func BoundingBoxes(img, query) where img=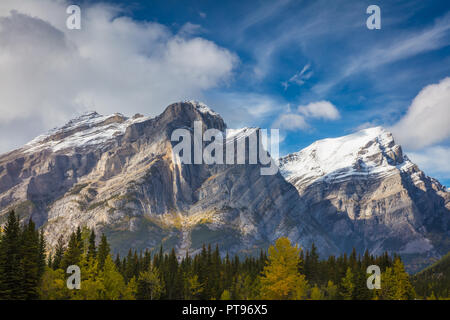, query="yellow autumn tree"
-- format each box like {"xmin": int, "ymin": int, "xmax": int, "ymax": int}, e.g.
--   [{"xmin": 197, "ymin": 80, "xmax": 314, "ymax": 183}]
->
[{"xmin": 259, "ymin": 237, "xmax": 308, "ymax": 299}]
